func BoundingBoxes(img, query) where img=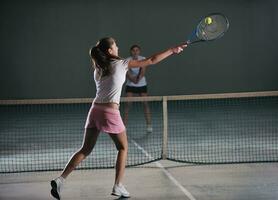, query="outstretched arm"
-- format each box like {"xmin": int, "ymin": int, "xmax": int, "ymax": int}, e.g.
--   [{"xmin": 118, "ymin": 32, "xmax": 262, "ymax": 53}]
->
[{"xmin": 128, "ymin": 43, "xmax": 187, "ymax": 68}]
